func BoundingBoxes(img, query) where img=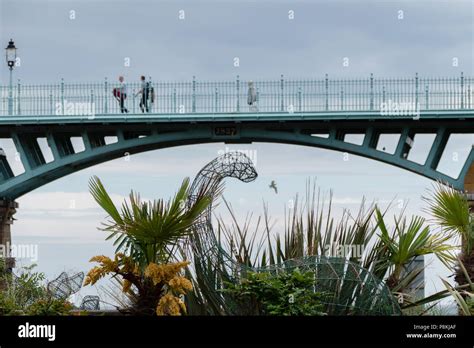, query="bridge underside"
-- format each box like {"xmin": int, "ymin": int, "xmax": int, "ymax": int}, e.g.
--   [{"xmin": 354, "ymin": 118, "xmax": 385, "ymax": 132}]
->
[{"xmin": 0, "ymin": 117, "xmax": 473, "ymax": 199}]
